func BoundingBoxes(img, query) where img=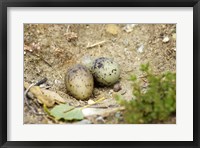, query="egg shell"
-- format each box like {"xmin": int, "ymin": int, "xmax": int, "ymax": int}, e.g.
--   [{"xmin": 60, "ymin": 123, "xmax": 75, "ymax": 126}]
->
[
  {"xmin": 65, "ymin": 64, "xmax": 94, "ymax": 100},
  {"xmin": 80, "ymin": 55, "xmax": 94, "ymax": 72},
  {"xmin": 92, "ymin": 57, "xmax": 120, "ymax": 86}
]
